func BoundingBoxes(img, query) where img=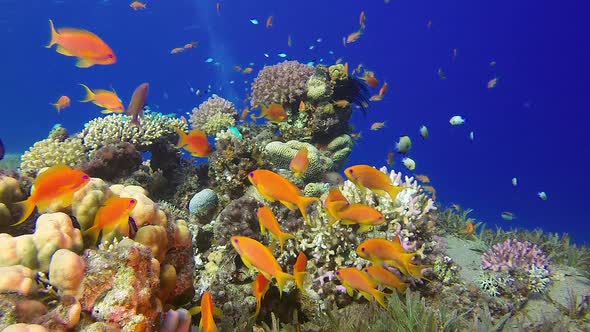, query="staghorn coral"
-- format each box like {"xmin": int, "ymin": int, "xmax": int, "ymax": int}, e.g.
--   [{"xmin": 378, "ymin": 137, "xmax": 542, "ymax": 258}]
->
[
  {"xmin": 250, "ymin": 60, "xmax": 314, "ymax": 108},
  {"xmin": 81, "ymin": 113, "xmax": 186, "ymax": 153},
  {"xmin": 20, "ymin": 136, "xmax": 87, "ymax": 176},
  {"xmin": 189, "ymin": 96, "xmax": 238, "ymax": 136}
]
